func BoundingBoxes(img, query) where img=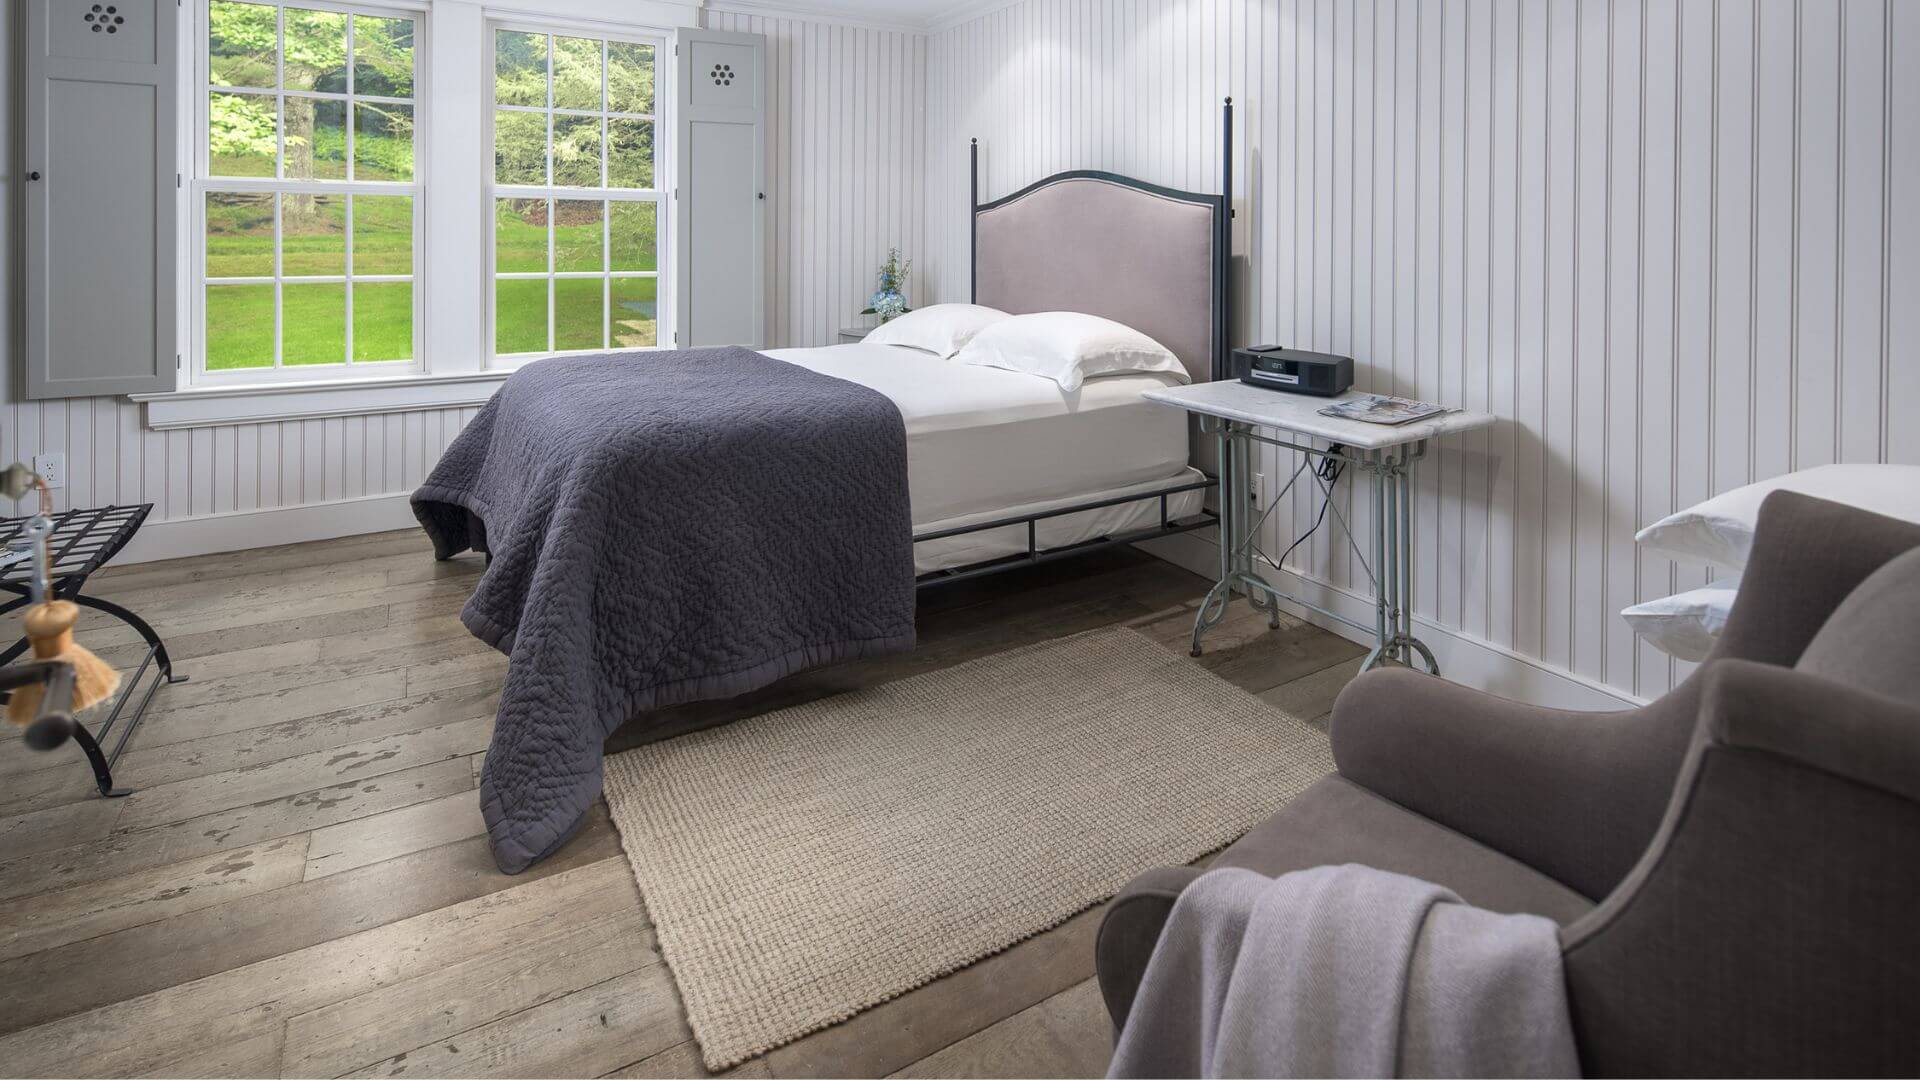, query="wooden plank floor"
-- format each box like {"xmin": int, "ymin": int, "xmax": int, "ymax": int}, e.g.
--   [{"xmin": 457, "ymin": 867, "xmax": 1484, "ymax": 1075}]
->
[{"xmin": 0, "ymin": 530, "xmax": 1364, "ymax": 1079}]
